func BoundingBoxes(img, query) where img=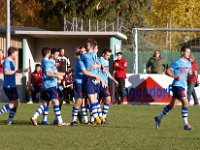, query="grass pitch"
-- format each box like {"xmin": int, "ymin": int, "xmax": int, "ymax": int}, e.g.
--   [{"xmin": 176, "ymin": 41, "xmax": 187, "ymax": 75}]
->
[{"xmin": 0, "ymin": 104, "xmax": 200, "ymax": 150}]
